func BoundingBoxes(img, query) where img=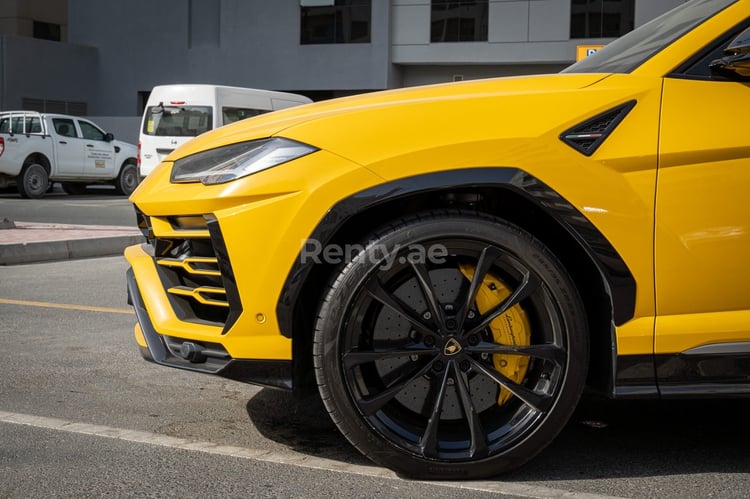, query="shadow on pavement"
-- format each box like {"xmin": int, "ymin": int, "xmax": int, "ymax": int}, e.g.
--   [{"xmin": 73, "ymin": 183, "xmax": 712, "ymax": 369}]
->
[
  {"xmin": 508, "ymin": 396, "xmax": 750, "ymax": 481},
  {"xmin": 247, "ymin": 388, "xmax": 750, "ymax": 481},
  {"xmin": 245, "ymin": 388, "xmax": 371, "ymax": 466}
]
